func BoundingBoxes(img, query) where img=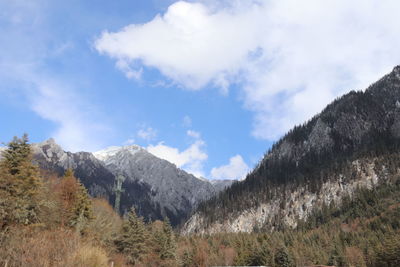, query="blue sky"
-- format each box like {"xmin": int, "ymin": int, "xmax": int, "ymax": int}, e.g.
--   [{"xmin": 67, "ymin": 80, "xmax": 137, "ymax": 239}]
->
[{"xmin": 1, "ymin": 0, "xmax": 400, "ymax": 179}]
